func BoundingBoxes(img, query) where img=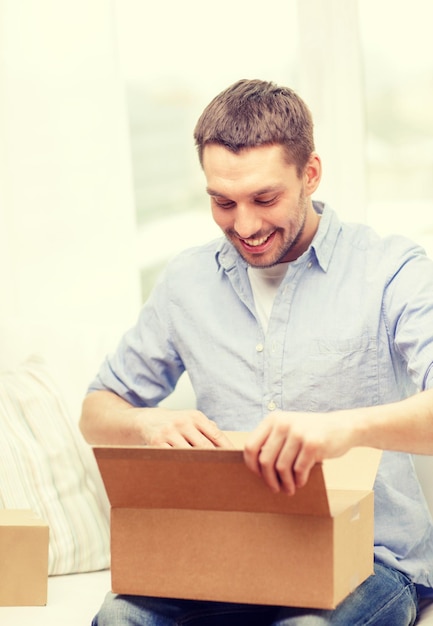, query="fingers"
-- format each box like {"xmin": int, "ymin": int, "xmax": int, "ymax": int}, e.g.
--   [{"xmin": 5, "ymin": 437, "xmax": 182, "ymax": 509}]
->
[
  {"xmin": 244, "ymin": 423, "xmax": 287, "ymax": 493},
  {"xmin": 206, "ymin": 428, "xmax": 236, "ymax": 449},
  {"xmin": 255, "ymin": 439, "xmax": 303, "ymax": 495},
  {"xmin": 243, "ymin": 423, "xmax": 271, "ymax": 477},
  {"xmin": 244, "ymin": 414, "xmax": 318, "ymax": 495},
  {"xmin": 292, "ymin": 445, "xmax": 317, "ymax": 489},
  {"xmin": 179, "ymin": 412, "xmax": 234, "ymax": 449},
  {"xmin": 145, "ymin": 409, "xmax": 232, "ymax": 449}
]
